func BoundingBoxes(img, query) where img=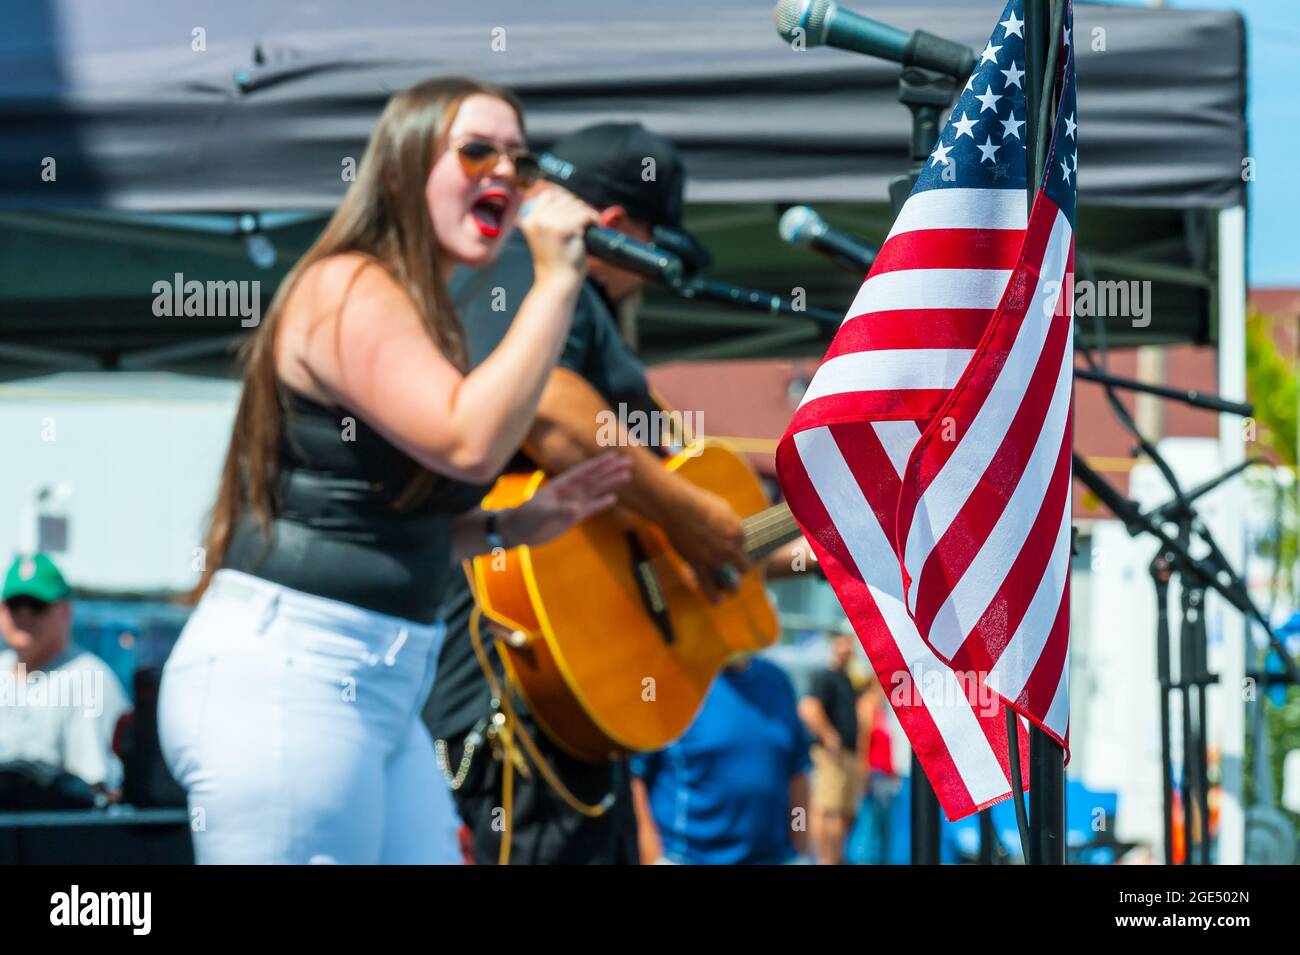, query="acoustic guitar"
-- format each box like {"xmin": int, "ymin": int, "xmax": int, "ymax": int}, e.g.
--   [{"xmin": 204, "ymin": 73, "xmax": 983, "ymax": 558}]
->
[{"xmin": 468, "ymin": 439, "xmax": 803, "ymax": 762}]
